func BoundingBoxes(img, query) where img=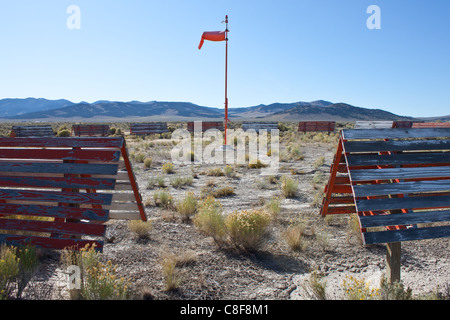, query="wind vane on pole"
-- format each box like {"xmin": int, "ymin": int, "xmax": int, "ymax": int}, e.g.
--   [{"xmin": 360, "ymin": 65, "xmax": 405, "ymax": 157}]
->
[{"xmin": 198, "ymin": 15, "xmax": 230, "ymax": 145}]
